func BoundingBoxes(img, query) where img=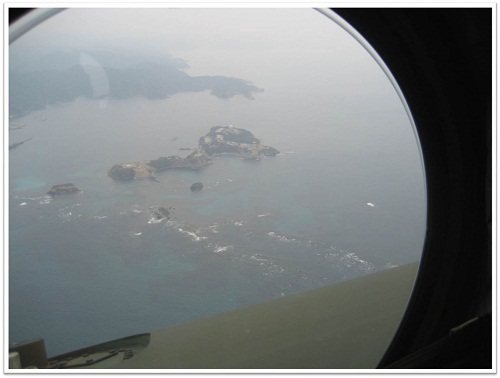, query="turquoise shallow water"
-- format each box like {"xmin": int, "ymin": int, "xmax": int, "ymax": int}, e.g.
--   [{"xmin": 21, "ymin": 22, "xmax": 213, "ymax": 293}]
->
[
  {"xmin": 12, "ymin": 175, "xmax": 47, "ymax": 191},
  {"xmin": 9, "ymin": 95, "xmax": 426, "ymax": 356}
]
